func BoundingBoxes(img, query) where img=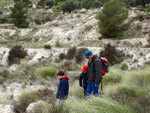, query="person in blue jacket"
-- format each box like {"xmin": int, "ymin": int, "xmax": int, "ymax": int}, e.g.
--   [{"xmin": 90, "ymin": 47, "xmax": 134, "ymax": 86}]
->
[
  {"xmin": 79, "ymin": 65, "xmax": 88, "ymax": 96},
  {"xmin": 56, "ymin": 70, "xmax": 69, "ymax": 104}
]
